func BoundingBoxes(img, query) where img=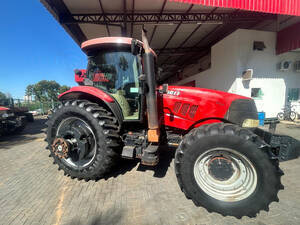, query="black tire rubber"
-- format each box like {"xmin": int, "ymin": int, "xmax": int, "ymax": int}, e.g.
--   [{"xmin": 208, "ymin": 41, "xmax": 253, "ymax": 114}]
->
[
  {"xmin": 175, "ymin": 123, "xmax": 284, "ymax": 218},
  {"xmin": 25, "ymin": 113, "xmax": 34, "ymax": 122},
  {"xmin": 46, "ymin": 100, "xmax": 122, "ymax": 181},
  {"xmin": 15, "ymin": 116, "xmax": 27, "ymax": 134}
]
